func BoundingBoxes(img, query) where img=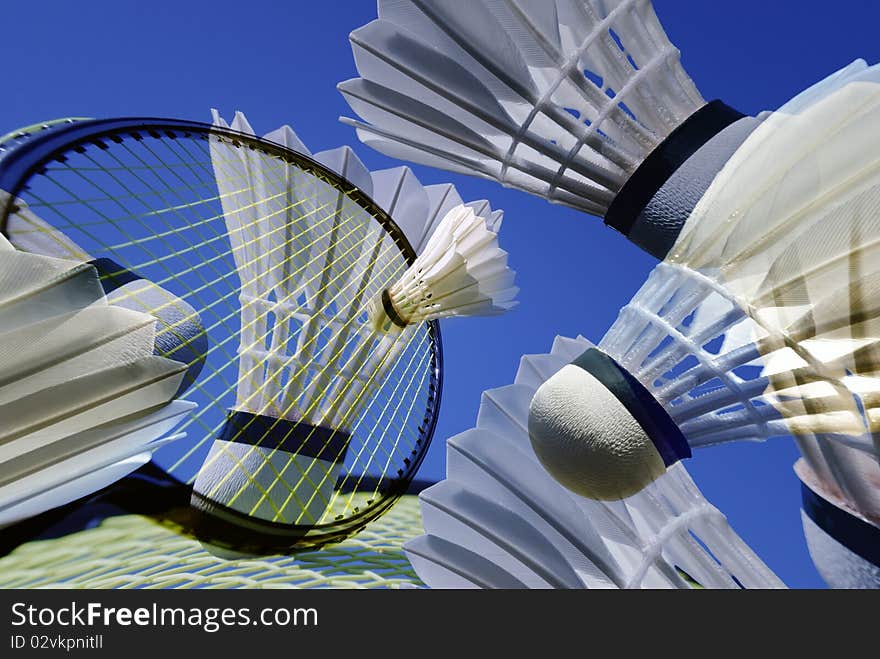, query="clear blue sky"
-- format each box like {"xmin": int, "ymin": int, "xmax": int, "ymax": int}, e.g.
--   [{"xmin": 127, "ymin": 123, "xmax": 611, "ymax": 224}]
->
[{"xmin": 4, "ymin": 0, "xmax": 879, "ymax": 588}]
